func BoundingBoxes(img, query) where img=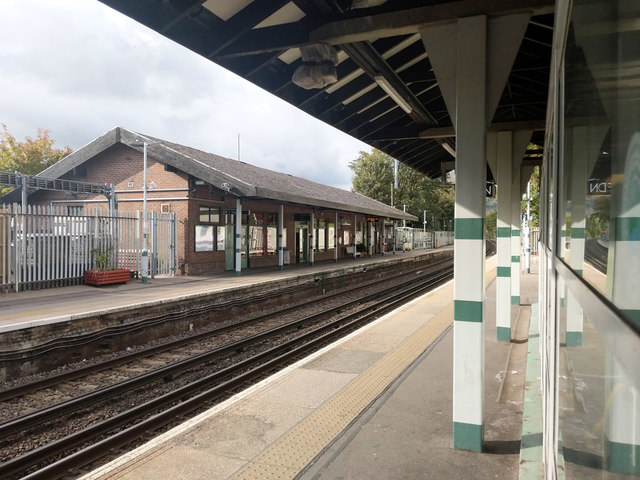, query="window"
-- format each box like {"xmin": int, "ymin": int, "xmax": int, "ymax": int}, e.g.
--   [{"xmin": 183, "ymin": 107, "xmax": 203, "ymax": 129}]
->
[
  {"xmin": 248, "ymin": 212, "xmax": 281, "ymax": 256},
  {"xmin": 216, "ymin": 226, "xmax": 225, "ymax": 251},
  {"xmin": 199, "ymin": 206, "xmax": 220, "ymax": 223},
  {"xmin": 194, "ymin": 225, "xmax": 214, "ymax": 252},
  {"xmin": 328, "ymin": 223, "xmax": 335, "ymax": 250},
  {"xmin": 316, "ymin": 218, "xmax": 326, "ymax": 252},
  {"xmin": 67, "ymin": 206, "xmax": 83, "ymax": 216}
]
